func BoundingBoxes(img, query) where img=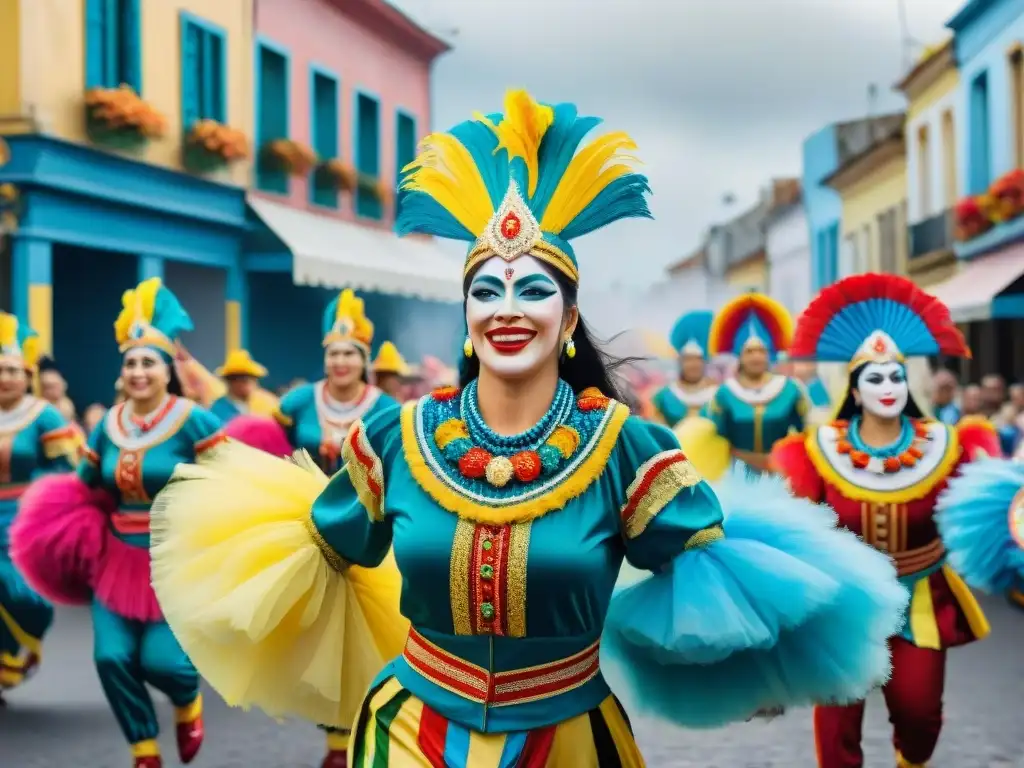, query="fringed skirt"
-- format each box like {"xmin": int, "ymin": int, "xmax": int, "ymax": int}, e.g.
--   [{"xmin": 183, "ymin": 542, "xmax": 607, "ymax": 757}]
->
[{"xmin": 350, "ymin": 677, "xmax": 645, "ymax": 767}]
